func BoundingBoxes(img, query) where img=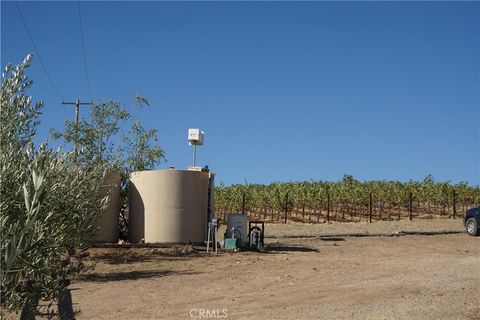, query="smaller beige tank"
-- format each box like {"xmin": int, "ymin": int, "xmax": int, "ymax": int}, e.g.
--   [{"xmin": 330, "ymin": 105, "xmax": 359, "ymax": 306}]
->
[
  {"xmin": 226, "ymin": 213, "xmax": 248, "ymax": 245},
  {"xmin": 93, "ymin": 172, "xmax": 121, "ymax": 243}
]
